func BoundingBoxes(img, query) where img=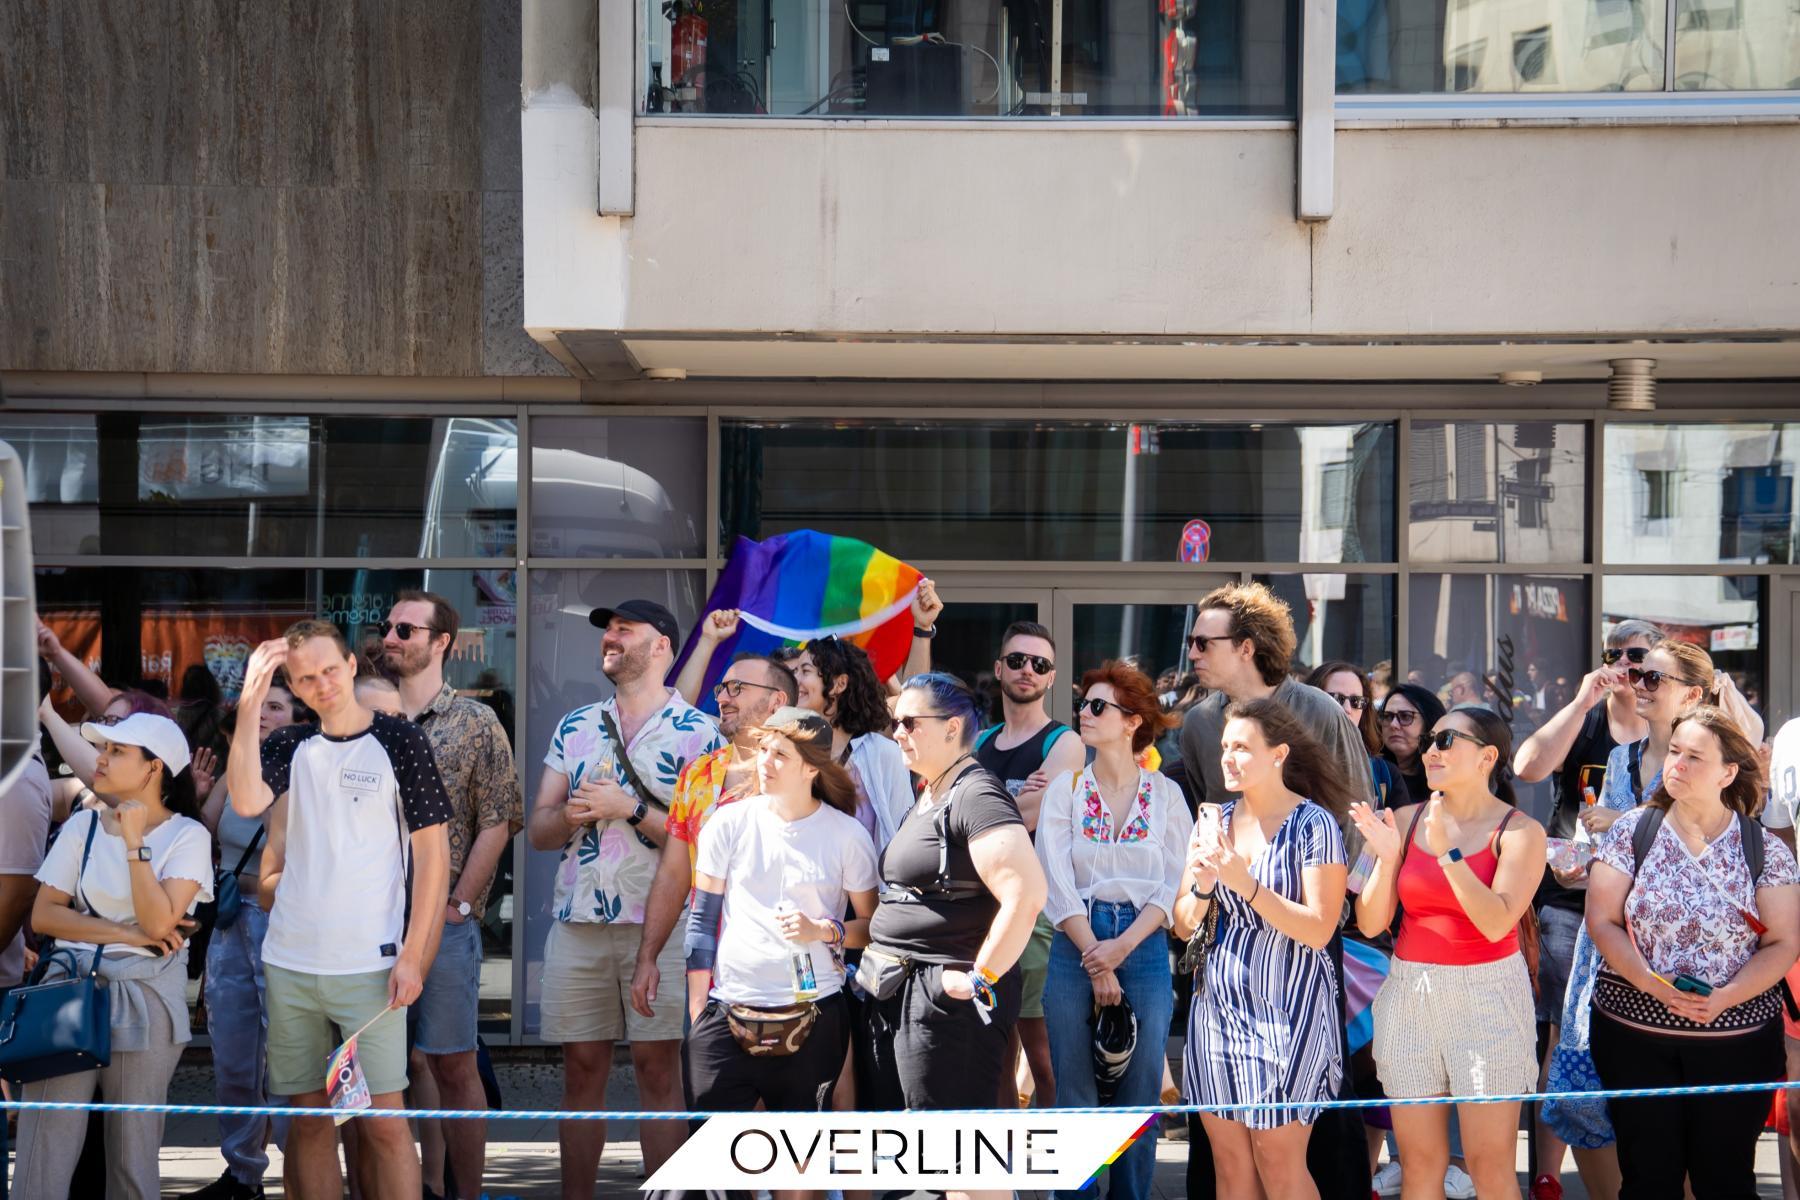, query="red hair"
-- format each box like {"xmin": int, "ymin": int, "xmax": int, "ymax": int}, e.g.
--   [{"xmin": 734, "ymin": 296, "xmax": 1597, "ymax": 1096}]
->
[{"xmin": 1079, "ymin": 661, "xmax": 1178, "ymax": 754}]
